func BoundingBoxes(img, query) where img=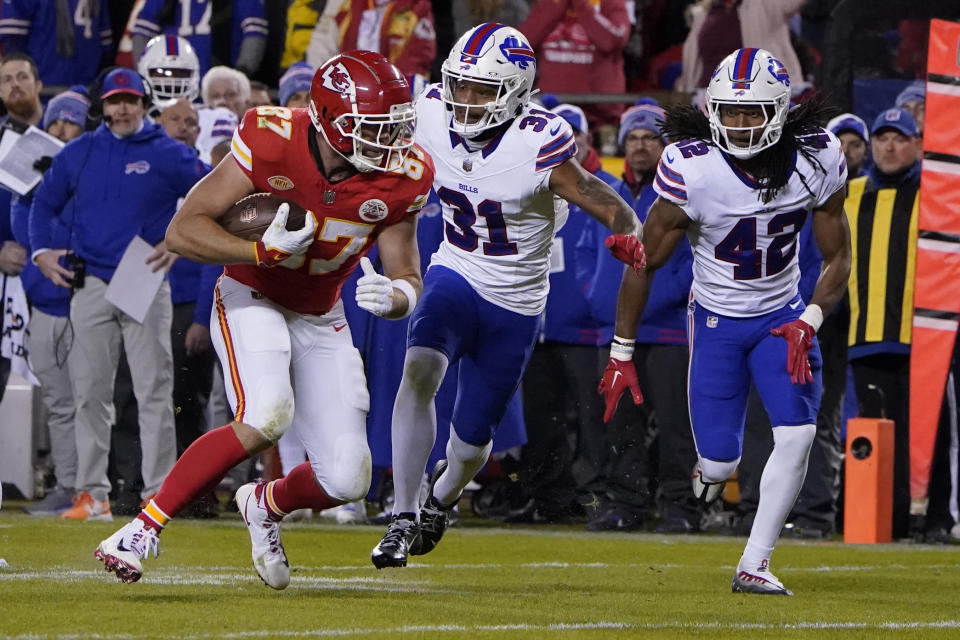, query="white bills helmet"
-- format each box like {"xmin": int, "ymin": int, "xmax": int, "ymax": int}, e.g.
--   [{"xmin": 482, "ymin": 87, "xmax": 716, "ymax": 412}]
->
[
  {"xmin": 706, "ymin": 47, "xmax": 791, "ymax": 158},
  {"xmin": 440, "ymin": 23, "xmax": 536, "ymax": 136},
  {"xmin": 138, "ymin": 35, "xmax": 201, "ymax": 111}
]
